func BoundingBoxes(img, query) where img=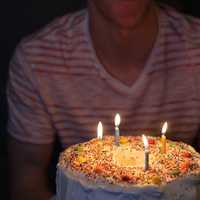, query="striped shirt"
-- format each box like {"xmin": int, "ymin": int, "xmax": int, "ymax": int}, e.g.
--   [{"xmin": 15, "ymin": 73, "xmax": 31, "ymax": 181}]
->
[{"xmin": 7, "ymin": 5, "xmax": 200, "ymax": 150}]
